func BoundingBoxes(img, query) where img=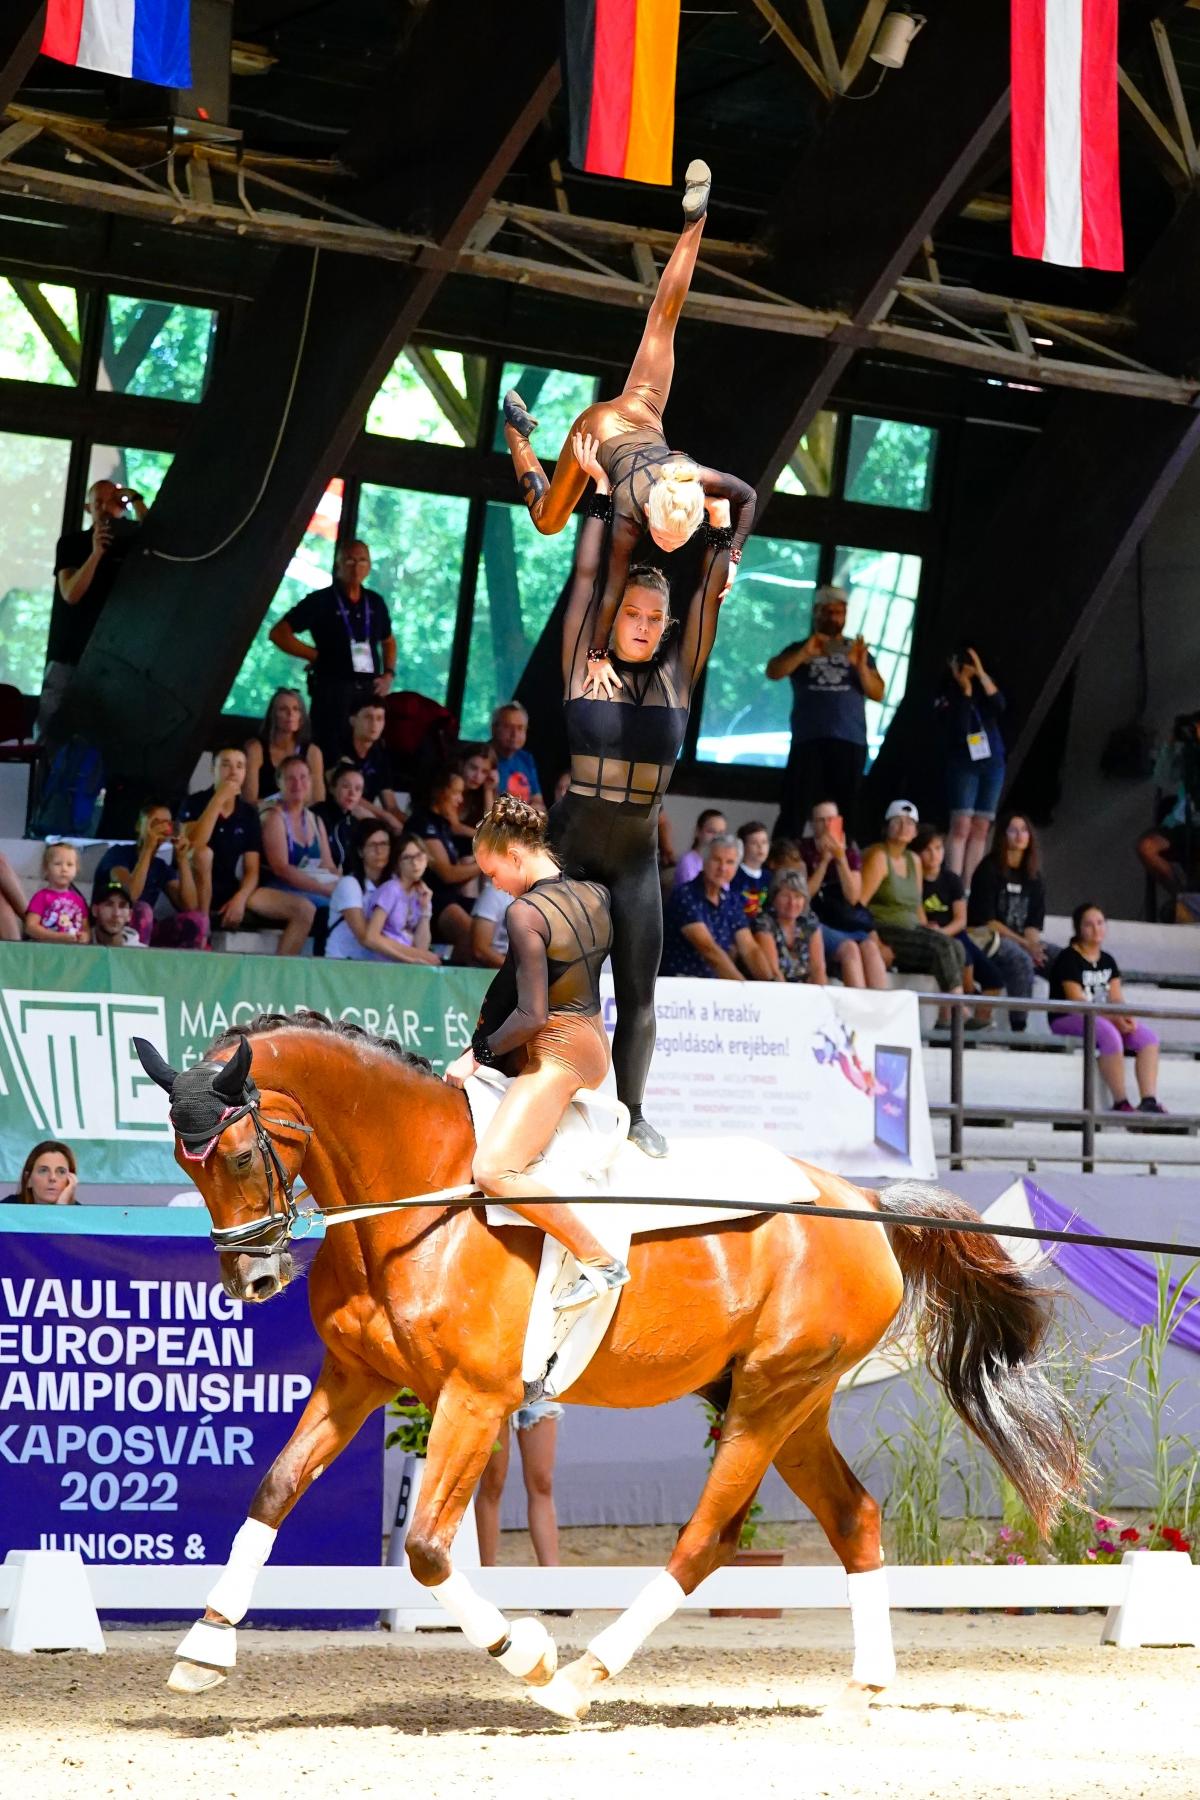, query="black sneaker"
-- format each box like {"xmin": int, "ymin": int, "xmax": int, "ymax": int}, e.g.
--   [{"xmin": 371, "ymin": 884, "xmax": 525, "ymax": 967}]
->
[{"xmin": 1138, "ymin": 1097, "xmax": 1169, "ymax": 1114}]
